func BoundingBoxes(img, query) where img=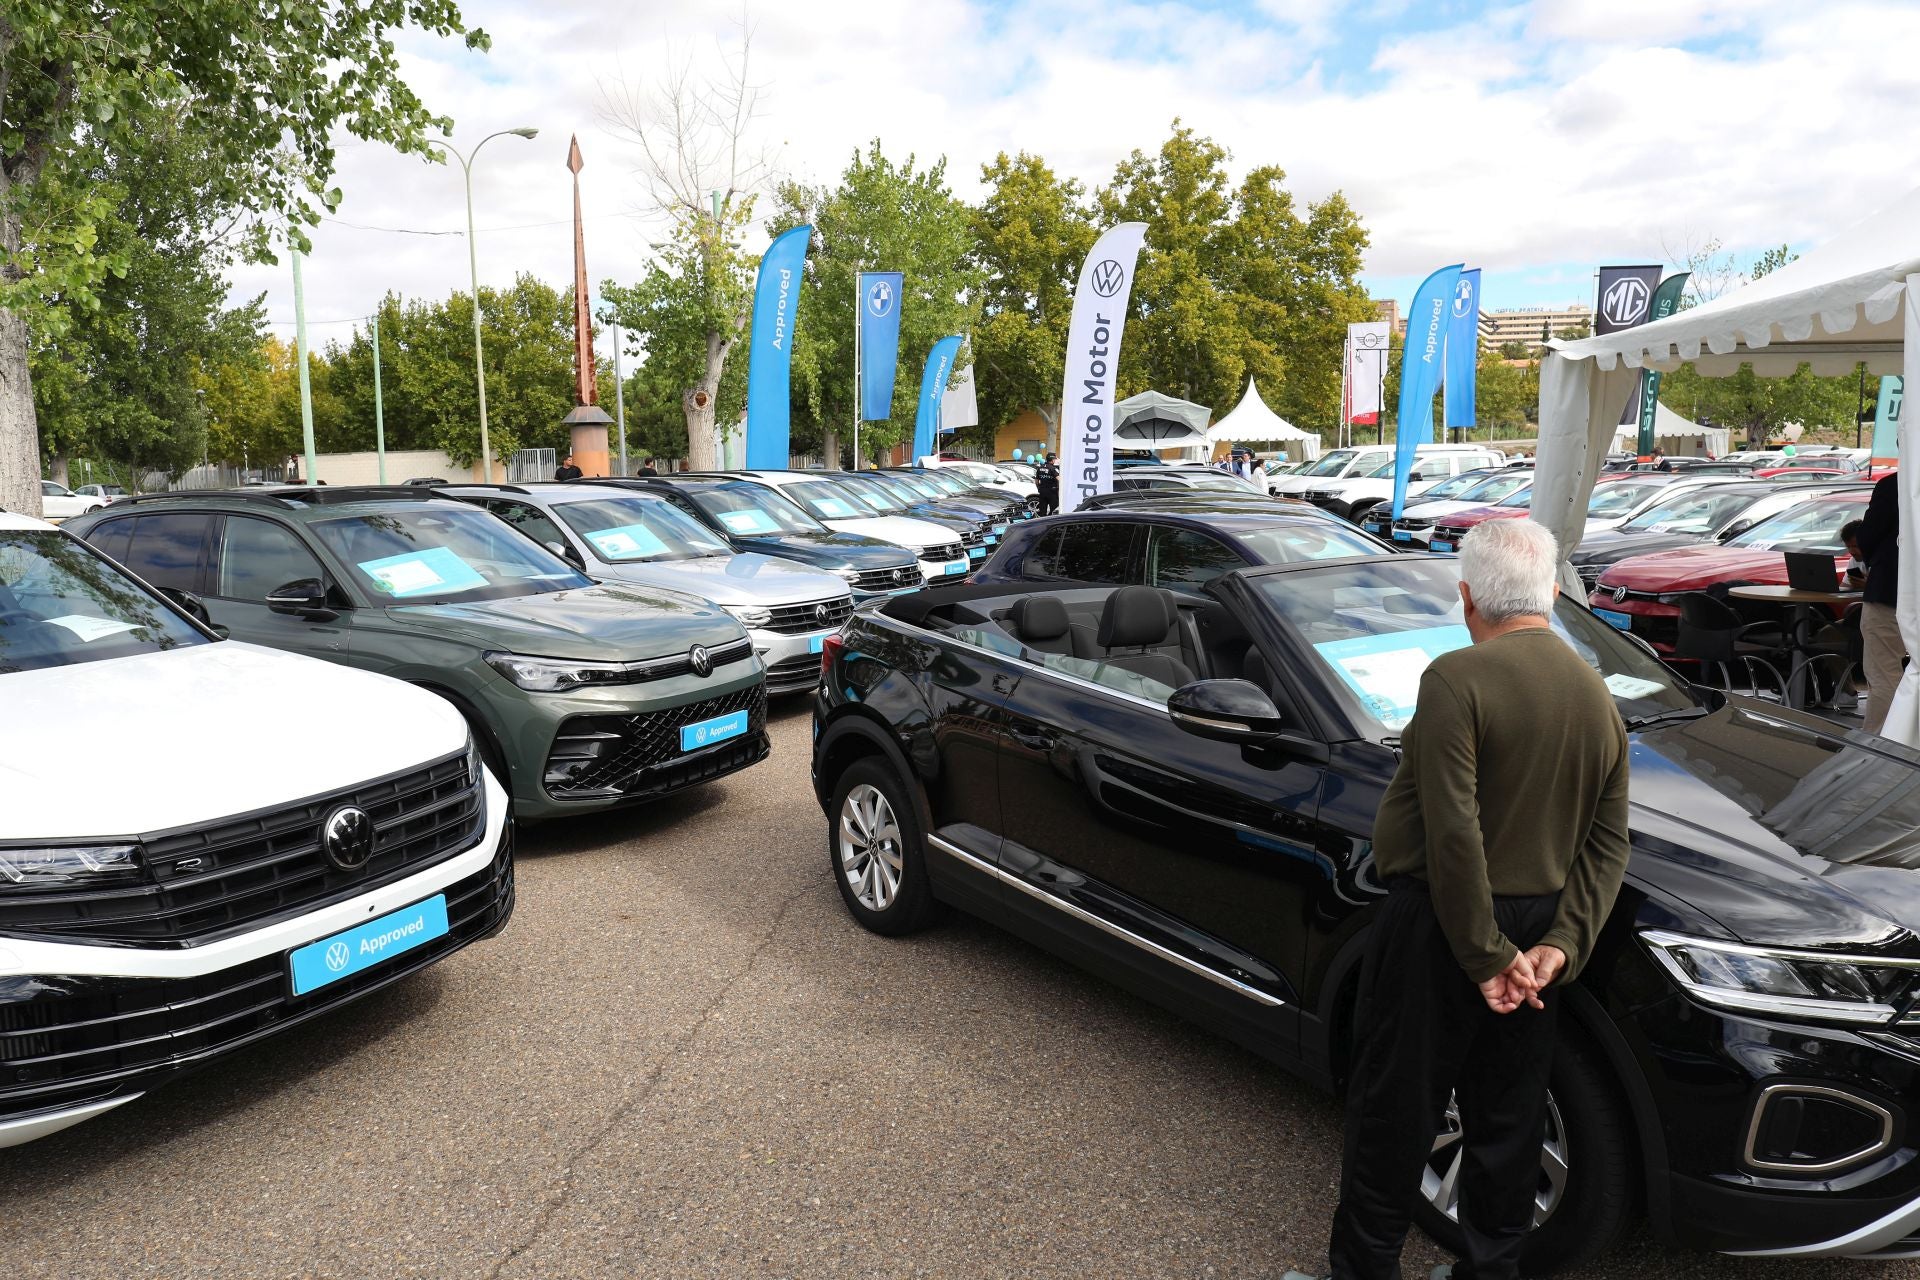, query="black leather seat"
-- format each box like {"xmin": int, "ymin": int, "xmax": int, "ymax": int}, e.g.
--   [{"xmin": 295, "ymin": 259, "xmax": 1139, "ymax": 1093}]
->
[
  {"xmin": 1095, "ymin": 586, "xmax": 1196, "ymax": 688},
  {"xmin": 1004, "ymin": 595, "xmax": 1076, "ymax": 655}
]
